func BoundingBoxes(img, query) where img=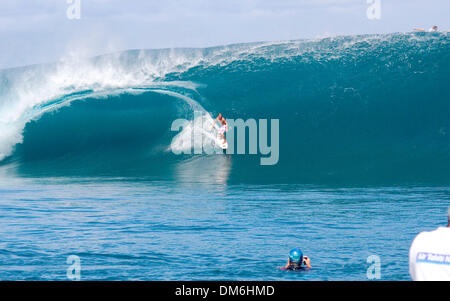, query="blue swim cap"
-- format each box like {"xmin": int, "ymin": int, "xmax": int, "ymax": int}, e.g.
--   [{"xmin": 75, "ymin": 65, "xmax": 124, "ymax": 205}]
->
[{"xmin": 289, "ymin": 248, "xmax": 303, "ymax": 264}]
